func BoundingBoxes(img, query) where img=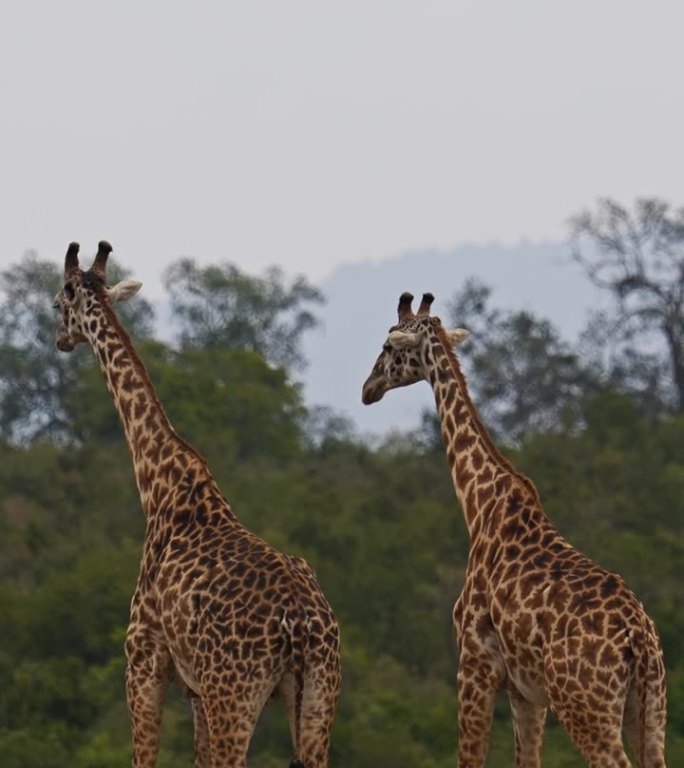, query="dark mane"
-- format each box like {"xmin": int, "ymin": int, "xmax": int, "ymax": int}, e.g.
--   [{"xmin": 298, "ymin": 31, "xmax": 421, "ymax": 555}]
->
[
  {"xmin": 433, "ymin": 322, "xmax": 541, "ymax": 502},
  {"xmin": 92, "ymin": 281, "xmax": 211, "ymax": 471}
]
